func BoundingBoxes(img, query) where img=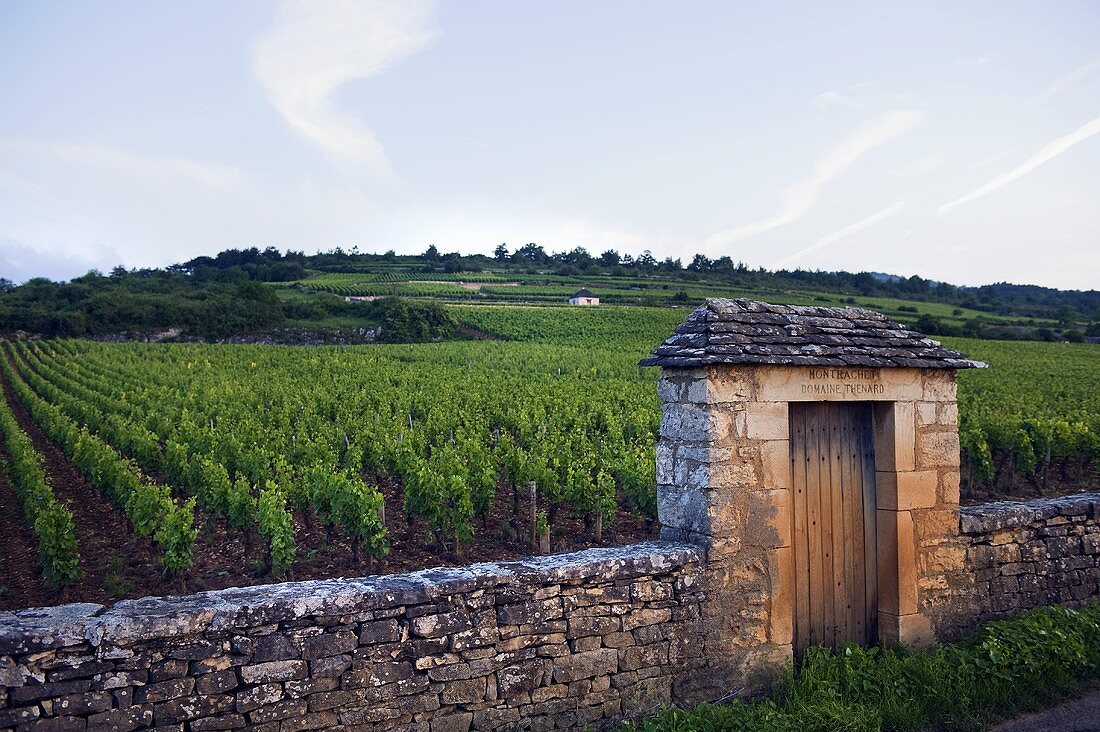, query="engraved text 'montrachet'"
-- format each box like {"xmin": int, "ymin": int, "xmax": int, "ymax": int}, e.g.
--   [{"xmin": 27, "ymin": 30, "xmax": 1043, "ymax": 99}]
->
[{"xmin": 801, "ymin": 368, "xmax": 885, "ymax": 396}]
